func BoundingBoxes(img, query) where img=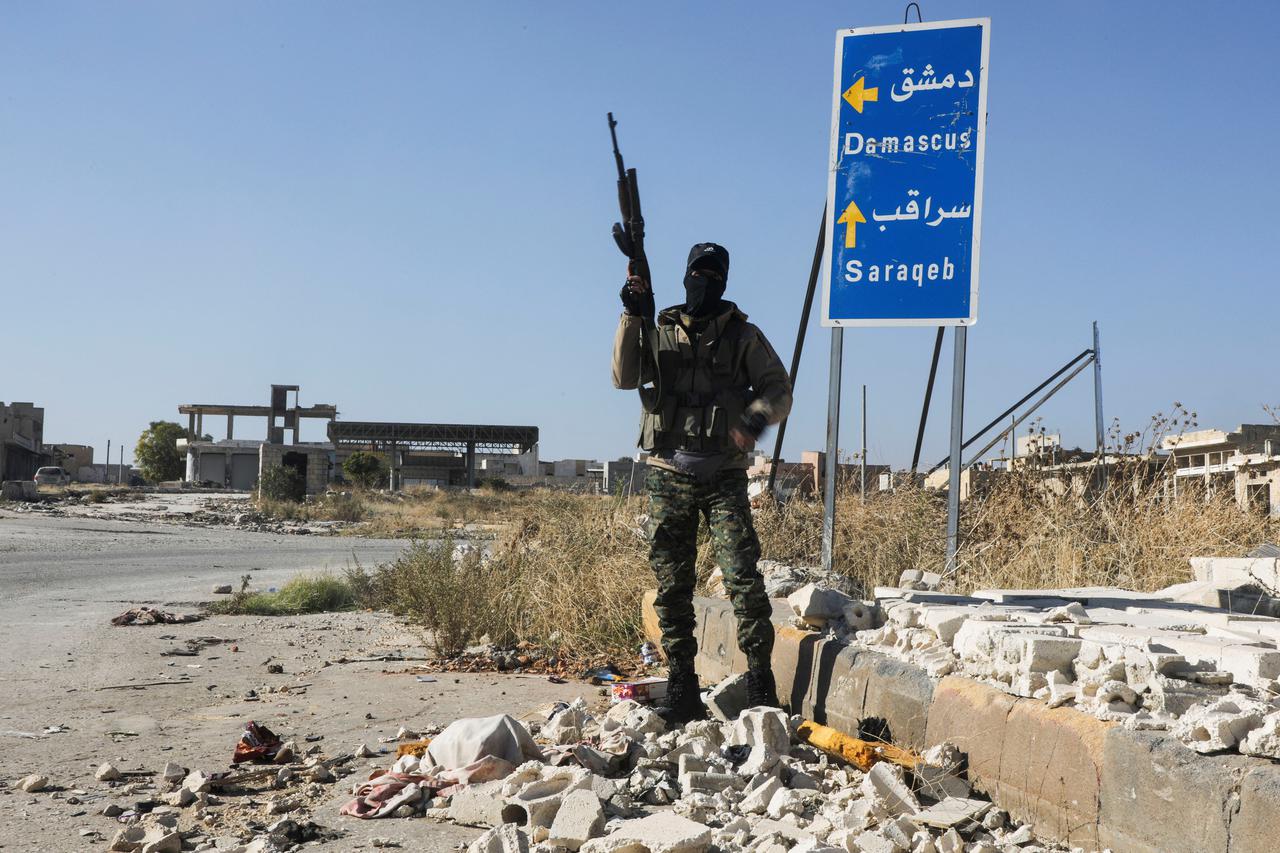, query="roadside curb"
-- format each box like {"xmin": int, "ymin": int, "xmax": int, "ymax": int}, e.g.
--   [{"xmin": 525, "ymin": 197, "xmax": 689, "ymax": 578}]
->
[{"xmin": 642, "ymin": 592, "xmax": 1280, "ymax": 853}]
